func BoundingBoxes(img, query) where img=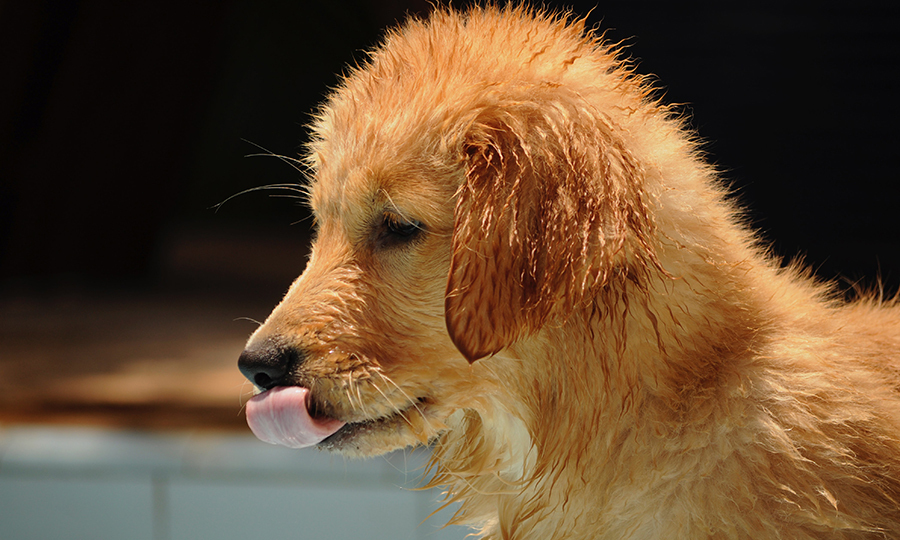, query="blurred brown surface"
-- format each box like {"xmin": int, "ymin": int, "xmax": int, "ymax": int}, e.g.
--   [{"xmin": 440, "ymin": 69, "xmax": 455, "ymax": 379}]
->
[
  {"xmin": 0, "ymin": 225, "xmax": 310, "ymax": 431},
  {"xmin": 0, "ymin": 291, "xmax": 249, "ymax": 430}
]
